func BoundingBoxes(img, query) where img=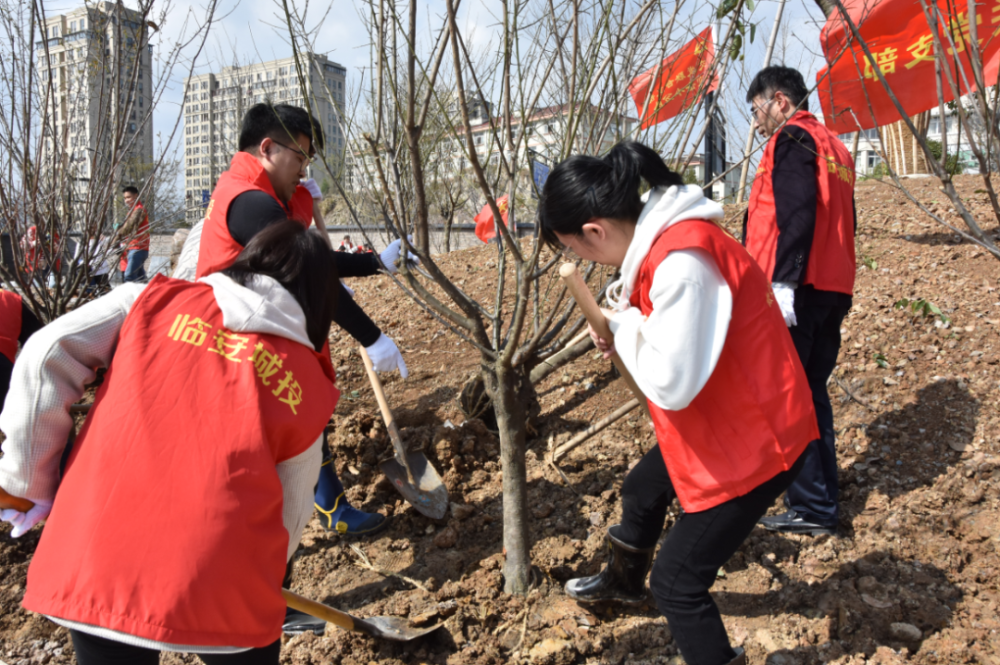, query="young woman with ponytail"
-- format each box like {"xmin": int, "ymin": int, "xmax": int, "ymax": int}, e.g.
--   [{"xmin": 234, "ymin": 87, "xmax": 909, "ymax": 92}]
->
[{"xmin": 540, "ymin": 141, "xmax": 818, "ymax": 665}]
